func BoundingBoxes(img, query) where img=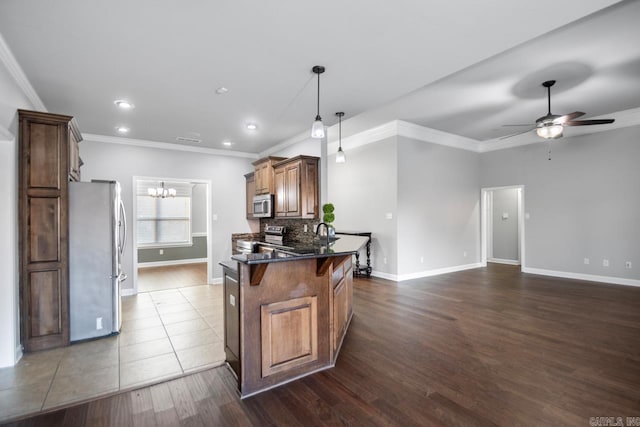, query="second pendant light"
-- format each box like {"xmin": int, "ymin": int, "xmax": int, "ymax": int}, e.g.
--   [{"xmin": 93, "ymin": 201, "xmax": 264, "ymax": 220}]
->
[{"xmin": 335, "ymin": 112, "xmax": 346, "ymax": 163}]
